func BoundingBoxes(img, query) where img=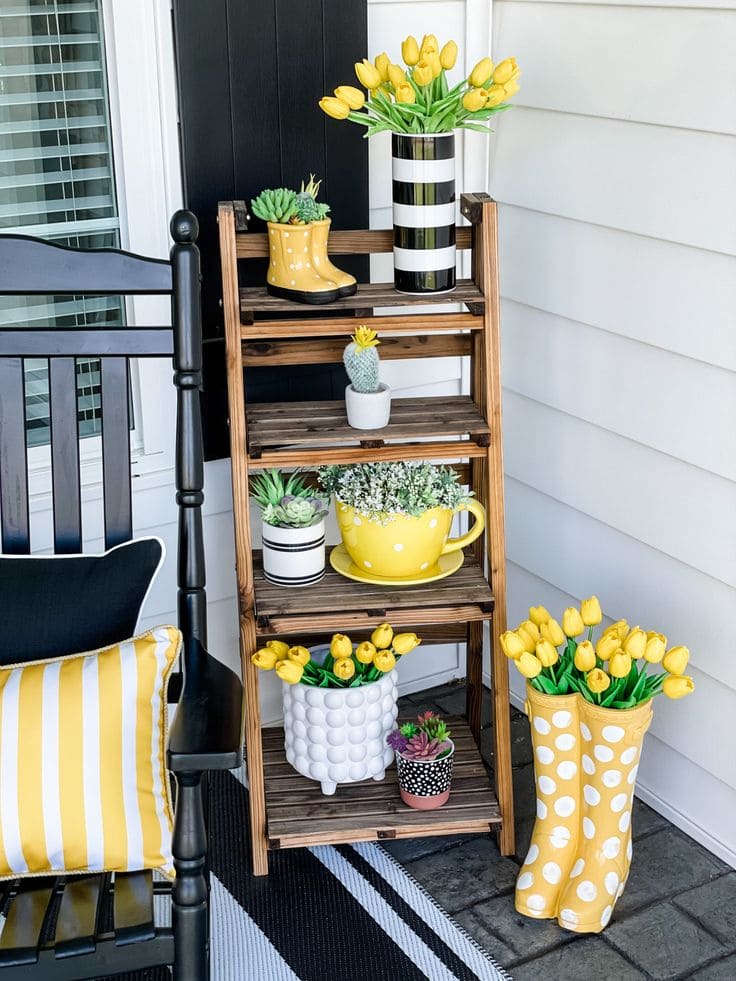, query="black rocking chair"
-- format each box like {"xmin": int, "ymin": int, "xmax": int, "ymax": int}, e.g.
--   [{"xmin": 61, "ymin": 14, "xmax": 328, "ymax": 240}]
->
[{"xmin": 0, "ymin": 213, "xmax": 243, "ymax": 980}]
